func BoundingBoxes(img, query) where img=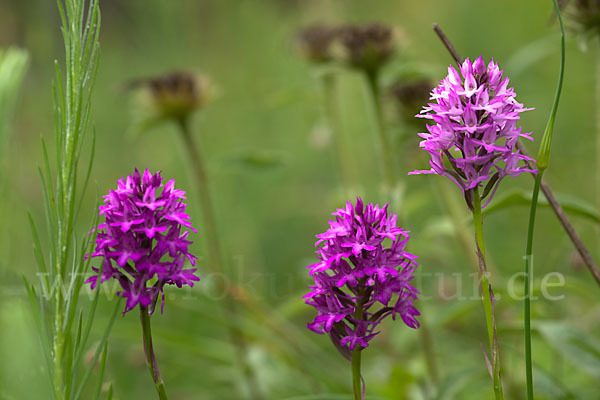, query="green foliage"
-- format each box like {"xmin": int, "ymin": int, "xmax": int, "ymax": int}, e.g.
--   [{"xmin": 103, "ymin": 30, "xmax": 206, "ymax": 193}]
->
[
  {"xmin": 0, "ymin": 47, "xmax": 28, "ymax": 156},
  {"xmin": 25, "ymin": 0, "xmax": 118, "ymax": 398},
  {"xmin": 1, "ymin": 0, "xmax": 600, "ymax": 399},
  {"xmin": 537, "ymin": 321, "xmax": 600, "ymax": 377}
]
